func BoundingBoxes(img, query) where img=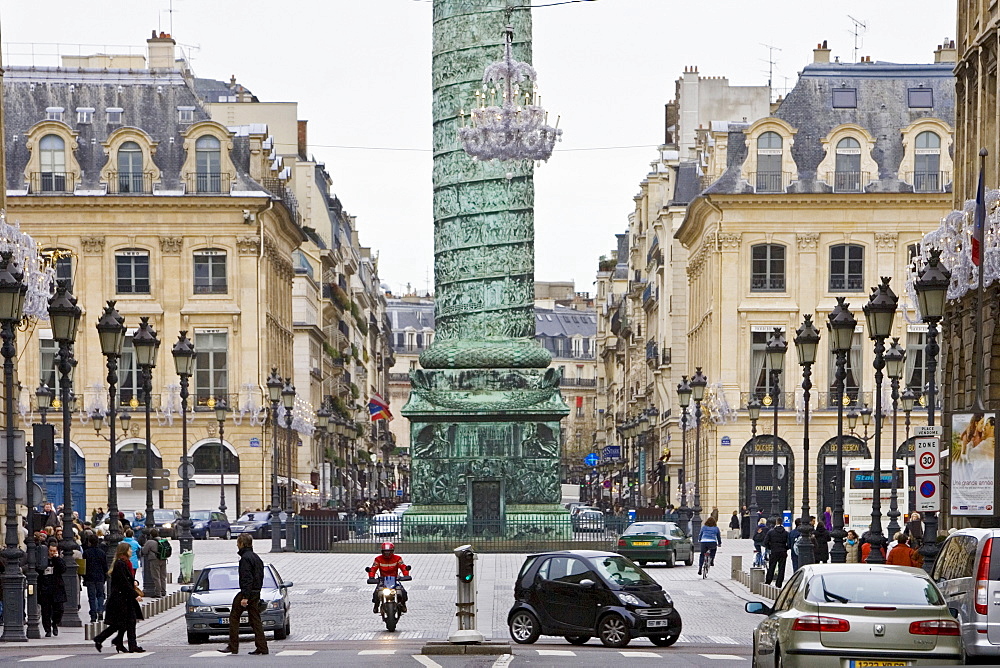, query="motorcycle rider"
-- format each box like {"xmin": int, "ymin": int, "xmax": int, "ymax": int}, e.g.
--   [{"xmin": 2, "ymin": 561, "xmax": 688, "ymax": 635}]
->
[{"xmin": 367, "ymin": 542, "xmax": 410, "ymax": 614}]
